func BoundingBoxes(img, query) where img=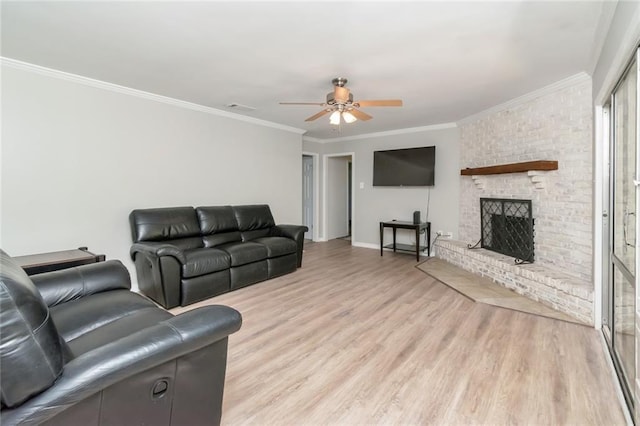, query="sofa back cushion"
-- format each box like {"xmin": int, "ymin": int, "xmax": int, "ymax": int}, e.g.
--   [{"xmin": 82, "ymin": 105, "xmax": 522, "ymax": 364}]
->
[
  {"xmin": 0, "ymin": 250, "xmax": 67, "ymax": 408},
  {"xmin": 233, "ymin": 205, "xmax": 275, "ymax": 241},
  {"xmin": 129, "ymin": 207, "xmax": 203, "ymax": 249},
  {"xmin": 196, "ymin": 206, "xmax": 242, "ymax": 248}
]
